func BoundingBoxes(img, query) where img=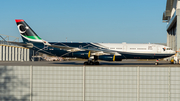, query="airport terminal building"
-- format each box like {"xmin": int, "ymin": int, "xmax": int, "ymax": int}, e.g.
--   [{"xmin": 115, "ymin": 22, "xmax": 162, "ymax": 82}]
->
[{"xmin": 163, "ymin": 0, "xmax": 180, "ymax": 59}]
